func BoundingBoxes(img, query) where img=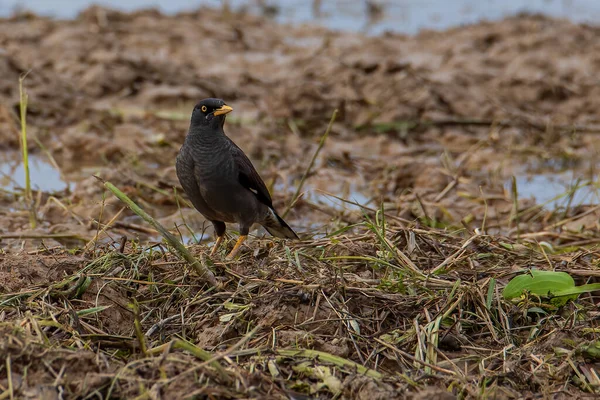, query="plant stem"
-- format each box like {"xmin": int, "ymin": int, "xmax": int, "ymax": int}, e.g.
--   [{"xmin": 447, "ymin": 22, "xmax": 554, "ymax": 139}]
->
[
  {"xmin": 282, "ymin": 109, "xmax": 338, "ymax": 218},
  {"xmin": 100, "ymin": 178, "xmax": 217, "ymax": 287},
  {"xmin": 19, "ymin": 74, "xmax": 35, "ymax": 228}
]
